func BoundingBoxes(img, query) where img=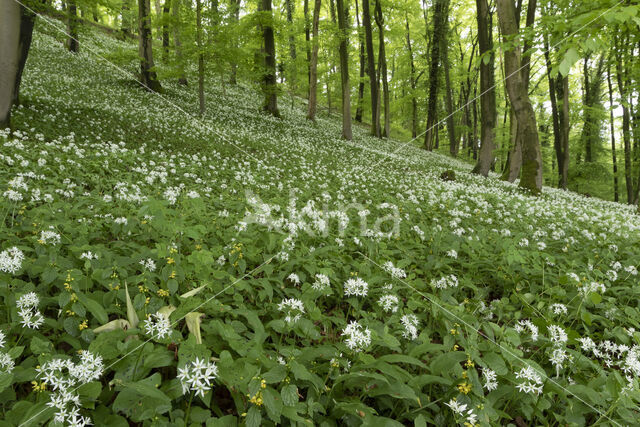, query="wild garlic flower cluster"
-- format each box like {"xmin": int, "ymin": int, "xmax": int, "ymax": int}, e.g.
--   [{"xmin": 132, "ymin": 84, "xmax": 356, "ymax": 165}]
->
[
  {"xmin": 0, "ymin": 246, "xmax": 24, "ymax": 274},
  {"xmin": 547, "ymin": 325, "xmax": 568, "ymax": 346},
  {"xmin": 177, "ymin": 358, "xmax": 218, "ymax": 398},
  {"xmin": 341, "ymin": 321, "xmax": 371, "ymax": 351},
  {"xmin": 311, "ymin": 273, "xmax": 330, "ymax": 292},
  {"xmin": 382, "ymin": 261, "xmax": 407, "ymax": 279},
  {"xmin": 143, "ymin": 312, "xmax": 172, "ymax": 339},
  {"xmin": 39, "ymin": 230, "xmax": 61, "ymax": 245},
  {"xmin": 430, "ymin": 274, "xmax": 459, "ymax": 289},
  {"xmin": 514, "ymin": 365, "xmax": 544, "ymax": 395},
  {"xmin": 17, "ymin": 292, "xmax": 45, "ymax": 329},
  {"xmin": 37, "ymin": 351, "xmax": 104, "ymax": 427},
  {"xmin": 514, "ymin": 319, "xmax": 539, "ymax": 341},
  {"xmin": 400, "ymin": 314, "xmax": 419, "ymax": 340},
  {"xmin": 343, "ymin": 277, "xmax": 368, "ymax": 297},
  {"xmin": 549, "ymin": 303, "xmax": 568, "ymax": 315},
  {"xmin": 378, "ymin": 294, "xmax": 399, "ymax": 313},
  {"xmin": 277, "ymin": 298, "xmax": 305, "ymax": 324},
  {"xmin": 0, "ymin": 331, "xmax": 14, "ymax": 373},
  {"xmin": 445, "ymin": 398, "xmax": 478, "ymax": 425},
  {"xmin": 482, "ymin": 368, "xmax": 498, "ymax": 391}
]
